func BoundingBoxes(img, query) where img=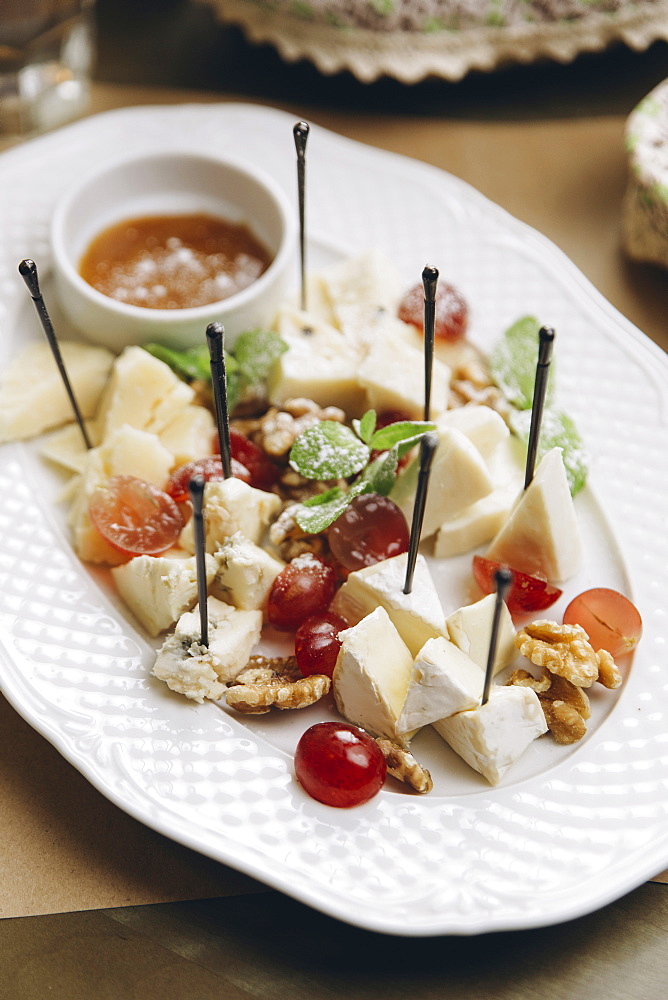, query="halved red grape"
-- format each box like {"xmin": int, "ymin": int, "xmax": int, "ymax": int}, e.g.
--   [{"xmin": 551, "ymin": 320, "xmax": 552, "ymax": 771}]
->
[
  {"xmin": 89, "ymin": 475, "xmax": 185, "ymax": 555},
  {"xmin": 294, "ymin": 722, "xmax": 386, "ymax": 807},
  {"xmin": 472, "ymin": 555, "xmax": 562, "ymax": 614},
  {"xmin": 267, "ymin": 553, "xmax": 338, "ymax": 631},
  {"xmin": 398, "ymin": 281, "xmax": 469, "ymax": 342},
  {"xmin": 295, "ymin": 612, "xmax": 348, "ymax": 678},
  {"xmin": 563, "ymin": 588, "xmax": 642, "ymax": 657},
  {"xmin": 328, "ymin": 493, "xmax": 410, "ymax": 572},
  {"xmin": 213, "ymin": 427, "xmax": 280, "ymax": 492},
  {"xmin": 166, "ymin": 455, "xmax": 250, "ymax": 503}
]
